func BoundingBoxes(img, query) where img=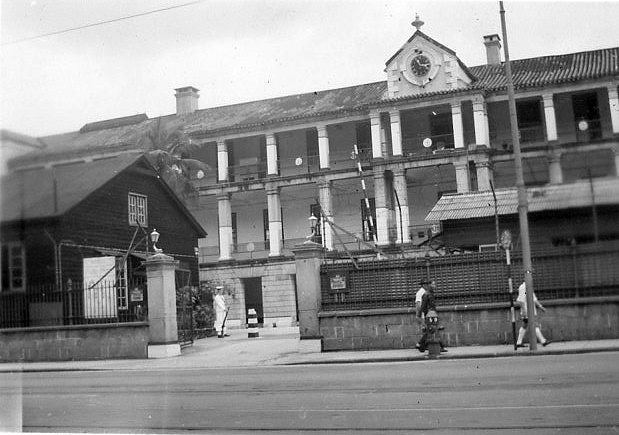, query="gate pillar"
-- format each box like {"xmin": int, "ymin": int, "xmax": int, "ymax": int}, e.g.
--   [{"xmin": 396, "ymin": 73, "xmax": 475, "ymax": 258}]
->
[
  {"xmin": 145, "ymin": 253, "xmax": 181, "ymax": 358},
  {"xmin": 292, "ymin": 242, "xmax": 324, "ymax": 339}
]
